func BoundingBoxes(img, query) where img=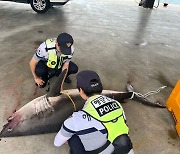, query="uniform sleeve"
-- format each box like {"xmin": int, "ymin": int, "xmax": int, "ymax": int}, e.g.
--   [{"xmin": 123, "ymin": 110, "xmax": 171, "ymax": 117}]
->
[
  {"xmin": 54, "ymin": 131, "xmax": 70, "ymax": 147},
  {"xmin": 63, "ymin": 56, "xmax": 72, "ymax": 63},
  {"xmin": 61, "ymin": 116, "xmax": 76, "ymax": 137},
  {"xmin": 71, "ymin": 45, "xmax": 74, "ymax": 55},
  {"xmin": 54, "ymin": 115, "xmax": 76, "ymax": 147},
  {"xmin": 33, "ymin": 42, "xmax": 47, "ymax": 62}
]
